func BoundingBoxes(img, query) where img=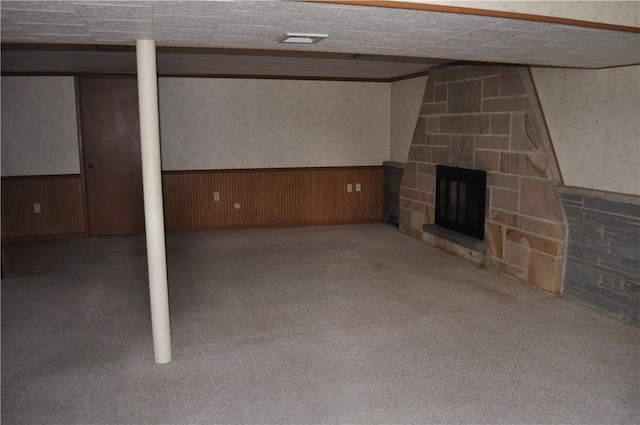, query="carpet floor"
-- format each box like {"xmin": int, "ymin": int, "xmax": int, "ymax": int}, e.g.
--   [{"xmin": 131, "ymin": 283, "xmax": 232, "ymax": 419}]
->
[{"xmin": 1, "ymin": 224, "xmax": 638, "ymax": 424}]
